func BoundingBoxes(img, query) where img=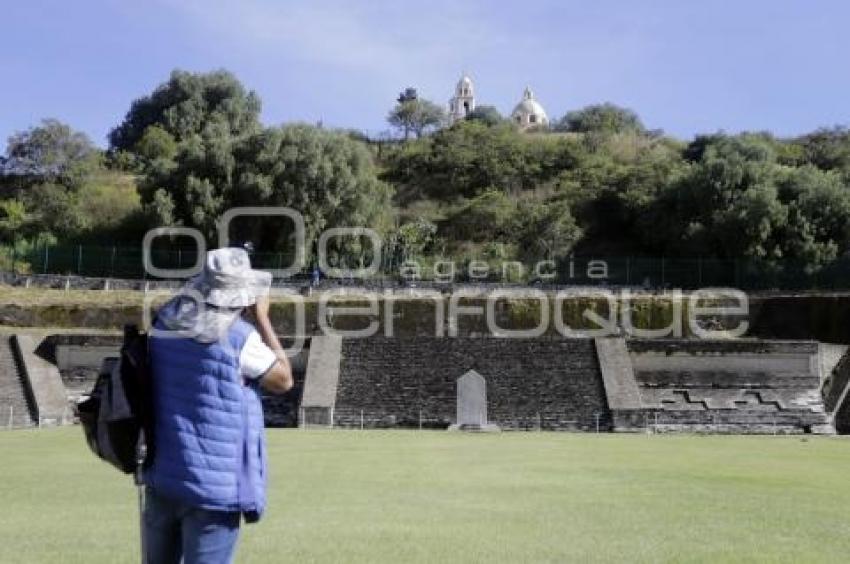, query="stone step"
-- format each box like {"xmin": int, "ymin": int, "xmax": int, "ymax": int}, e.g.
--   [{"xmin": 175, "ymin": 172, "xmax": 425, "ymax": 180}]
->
[{"xmin": 0, "ymin": 337, "xmax": 36, "ymax": 428}]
